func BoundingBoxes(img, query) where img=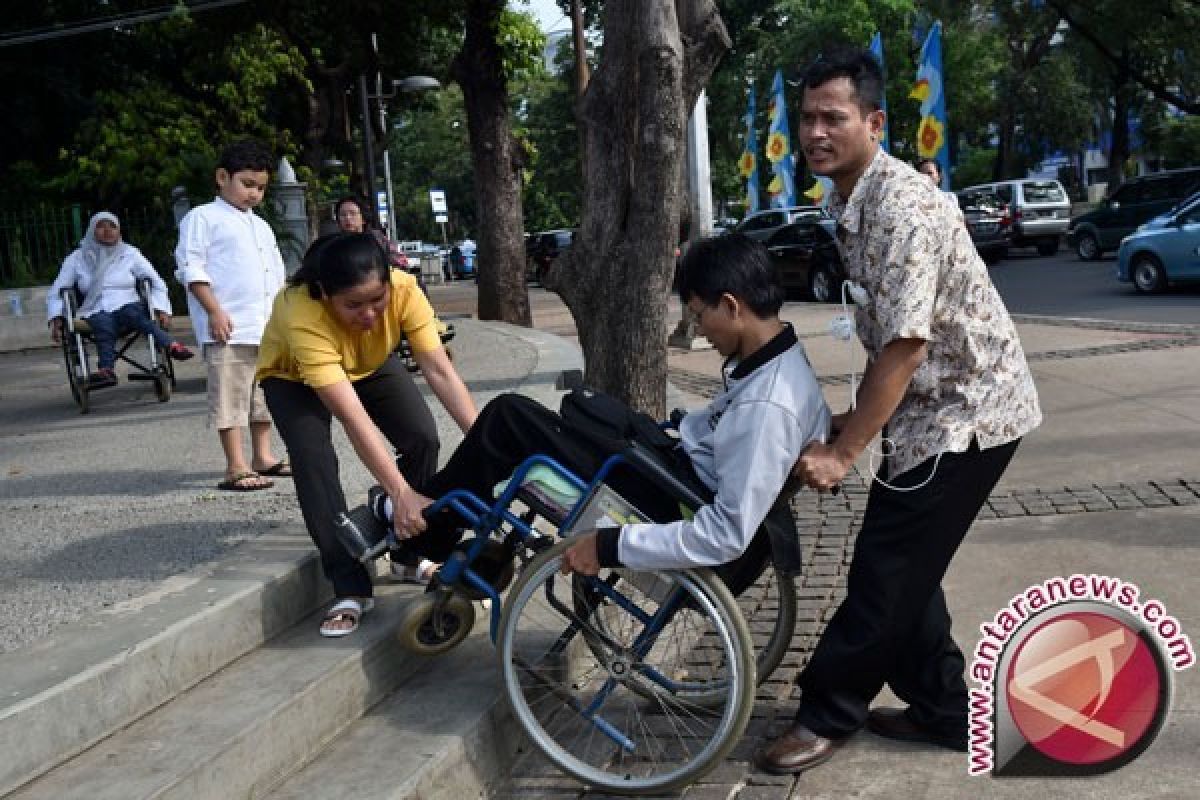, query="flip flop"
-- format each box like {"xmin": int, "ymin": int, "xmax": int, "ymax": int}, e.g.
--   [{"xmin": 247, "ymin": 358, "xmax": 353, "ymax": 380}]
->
[
  {"xmin": 256, "ymin": 461, "xmax": 293, "ymax": 477},
  {"xmin": 319, "ymin": 597, "xmax": 375, "ymax": 638},
  {"xmin": 217, "ymin": 471, "xmax": 274, "ymax": 491}
]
